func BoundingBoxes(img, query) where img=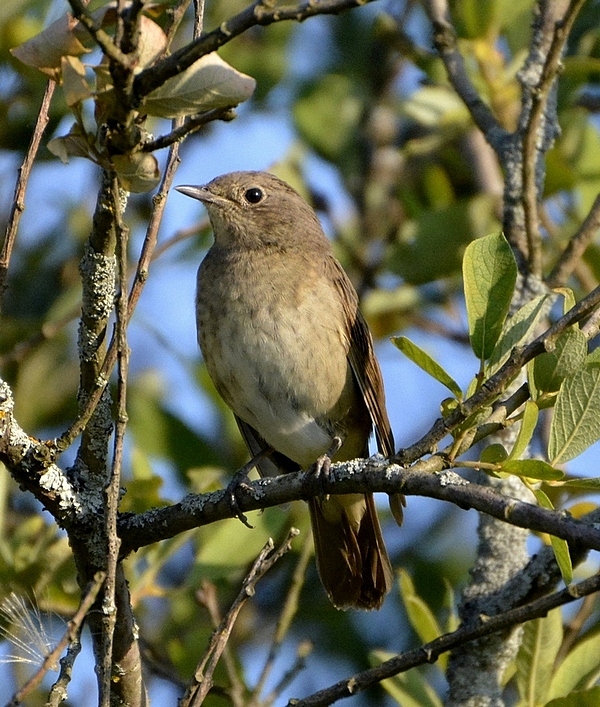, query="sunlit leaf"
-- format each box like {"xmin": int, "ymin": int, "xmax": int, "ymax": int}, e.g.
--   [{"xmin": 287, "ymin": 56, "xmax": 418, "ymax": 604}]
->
[
  {"xmin": 463, "ymin": 232, "xmax": 517, "ymax": 360},
  {"xmin": 545, "ymin": 686, "xmax": 600, "ymax": 706},
  {"xmin": 549, "ymin": 363, "xmax": 600, "ymax": 464},
  {"xmin": 142, "ymin": 52, "xmax": 256, "ymax": 118},
  {"xmin": 548, "ymin": 633, "xmax": 600, "ymax": 700},
  {"xmin": 516, "ymin": 607, "xmax": 563, "ymax": 706},
  {"xmin": 531, "ymin": 327, "xmax": 588, "ymax": 394},
  {"xmin": 501, "ymin": 459, "xmax": 563, "ymax": 480},
  {"xmin": 392, "ymin": 336, "xmax": 462, "ymax": 399},
  {"xmin": 398, "ymin": 570, "xmax": 445, "ymax": 668},
  {"xmin": 534, "ymin": 489, "xmax": 572, "ymax": 585},
  {"xmin": 487, "ymin": 294, "xmax": 551, "ymax": 373},
  {"xmin": 508, "ymin": 401, "xmax": 539, "ymax": 460}
]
